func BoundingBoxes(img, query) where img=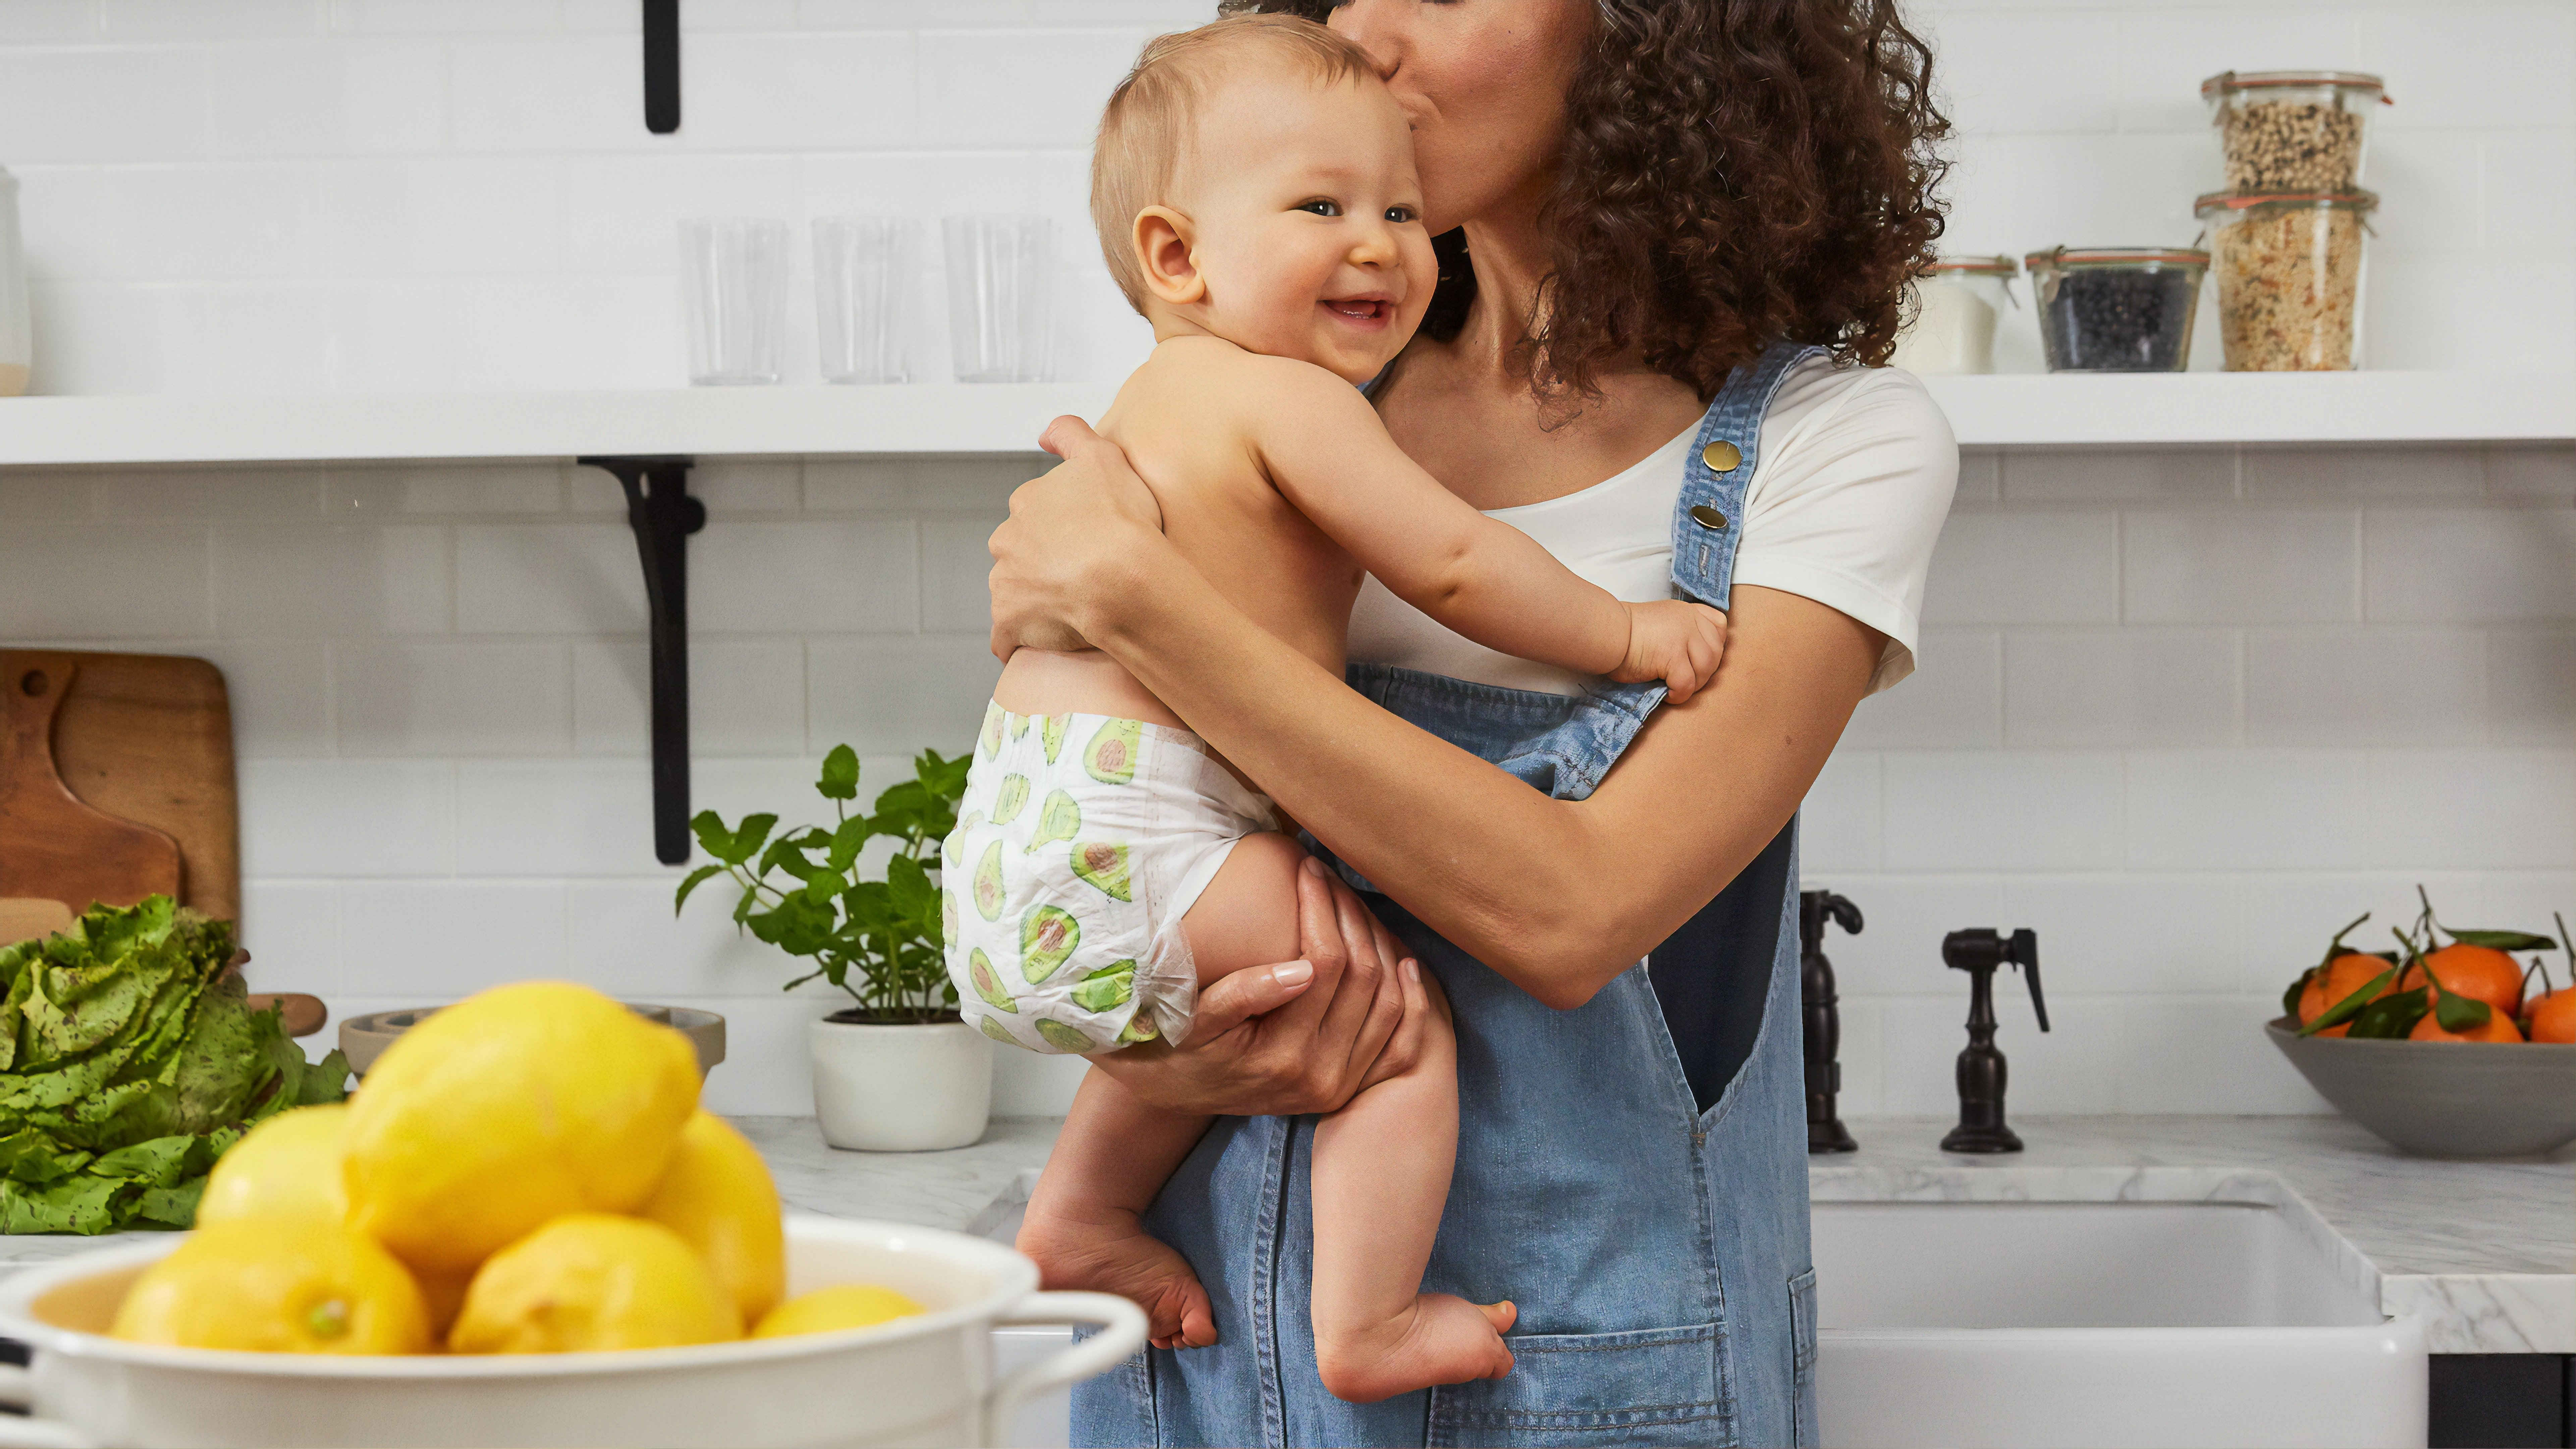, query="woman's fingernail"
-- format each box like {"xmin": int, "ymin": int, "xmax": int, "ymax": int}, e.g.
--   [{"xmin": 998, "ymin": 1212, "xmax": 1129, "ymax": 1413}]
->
[
  {"xmin": 1274, "ymin": 961, "xmax": 1316, "ymax": 986},
  {"xmin": 1403, "ymin": 959, "xmax": 1420, "ymax": 984},
  {"xmin": 1302, "ymin": 856, "xmax": 1326, "ymax": 877}
]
